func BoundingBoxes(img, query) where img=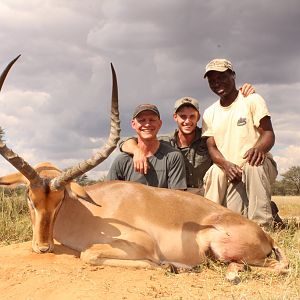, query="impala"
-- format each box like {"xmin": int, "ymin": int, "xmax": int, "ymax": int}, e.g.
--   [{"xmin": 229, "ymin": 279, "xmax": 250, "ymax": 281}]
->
[{"xmin": 0, "ymin": 56, "xmax": 289, "ymax": 283}]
